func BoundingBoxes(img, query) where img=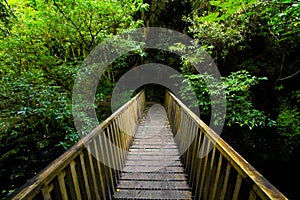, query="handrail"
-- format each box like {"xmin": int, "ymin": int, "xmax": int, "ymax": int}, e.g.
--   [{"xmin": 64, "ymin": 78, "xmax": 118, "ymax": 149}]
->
[
  {"xmin": 10, "ymin": 90, "xmax": 145, "ymax": 200},
  {"xmin": 10, "ymin": 89, "xmax": 288, "ymax": 200},
  {"xmin": 165, "ymin": 90, "xmax": 288, "ymax": 200}
]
